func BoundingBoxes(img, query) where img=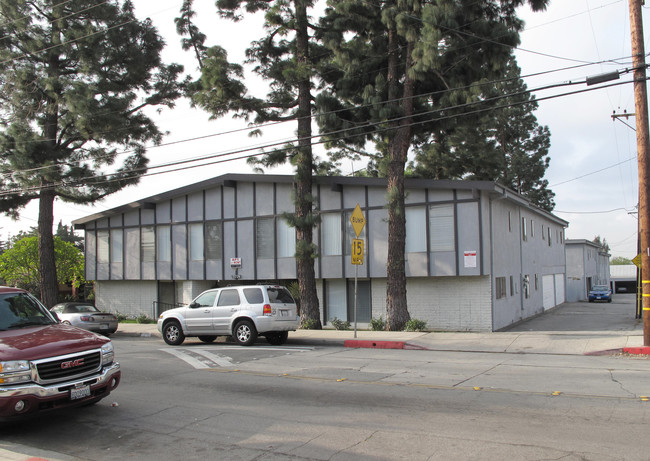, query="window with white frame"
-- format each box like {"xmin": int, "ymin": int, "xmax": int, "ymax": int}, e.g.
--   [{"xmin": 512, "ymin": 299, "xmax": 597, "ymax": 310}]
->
[
  {"xmin": 110, "ymin": 229, "xmax": 123, "ymax": 263},
  {"xmin": 205, "ymin": 221, "xmax": 222, "ymax": 260},
  {"xmin": 189, "ymin": 223, "xmax": 204, "ymax": 261},
  {"xmin": 406, "ymin": 207, "xmax": 427, "ymax": 253},
  {"xmin": 429, "ymin": 204, "xmax": 454, "ymax": 252},
  {"xmin": 142, "ymin": 227, "xmax": 155, "ymax": 262},
  {"xmin": 256, "ymin": 217, "xmax": 275, "ymax": 259},
  {"xmin": 157, "ymin": 226, "xmax": 171, "ymax": 262},
  {"xmin": 321, "ymin": 213, "xmax": 342, "ymax": 256},
  {"xmin": 522, "ymin": 217, "xmax": 527, "ymax": 241},
  {"xmin": 97, "ymin": 230, "xmax": 109, "ymax": 264},
  {"xmin": 277, "ymin": 218, "xmax": 296, "ymax": 258}
]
